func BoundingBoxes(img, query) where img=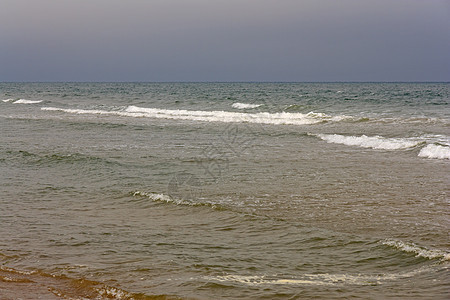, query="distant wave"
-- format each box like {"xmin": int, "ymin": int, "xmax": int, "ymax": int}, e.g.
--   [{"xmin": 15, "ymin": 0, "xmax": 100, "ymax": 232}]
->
[
  {"xmin": 13, "ymin": 99, "xmax": 43, "ymax": 104},
  {"xmin": 418, "ymin": 144, "xmax": 450, "ymax": 160},
  {"xmin": 377, "ymin": 116, "xmax": 449, "ymax": 125},
  {"xmin": 284, "ymin": 104, "xmax": 305, "ymax": 112},
  {"xmin": 314, "ymin": 134, "xmax": 423, "ymax": 150},
  {"xmin": 232, "ymin": 102, "xmax": 262, "ymax": 109},
  {"xmin": 42, "ymin": 105, "xmax": 356, "ymax": 125}
]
